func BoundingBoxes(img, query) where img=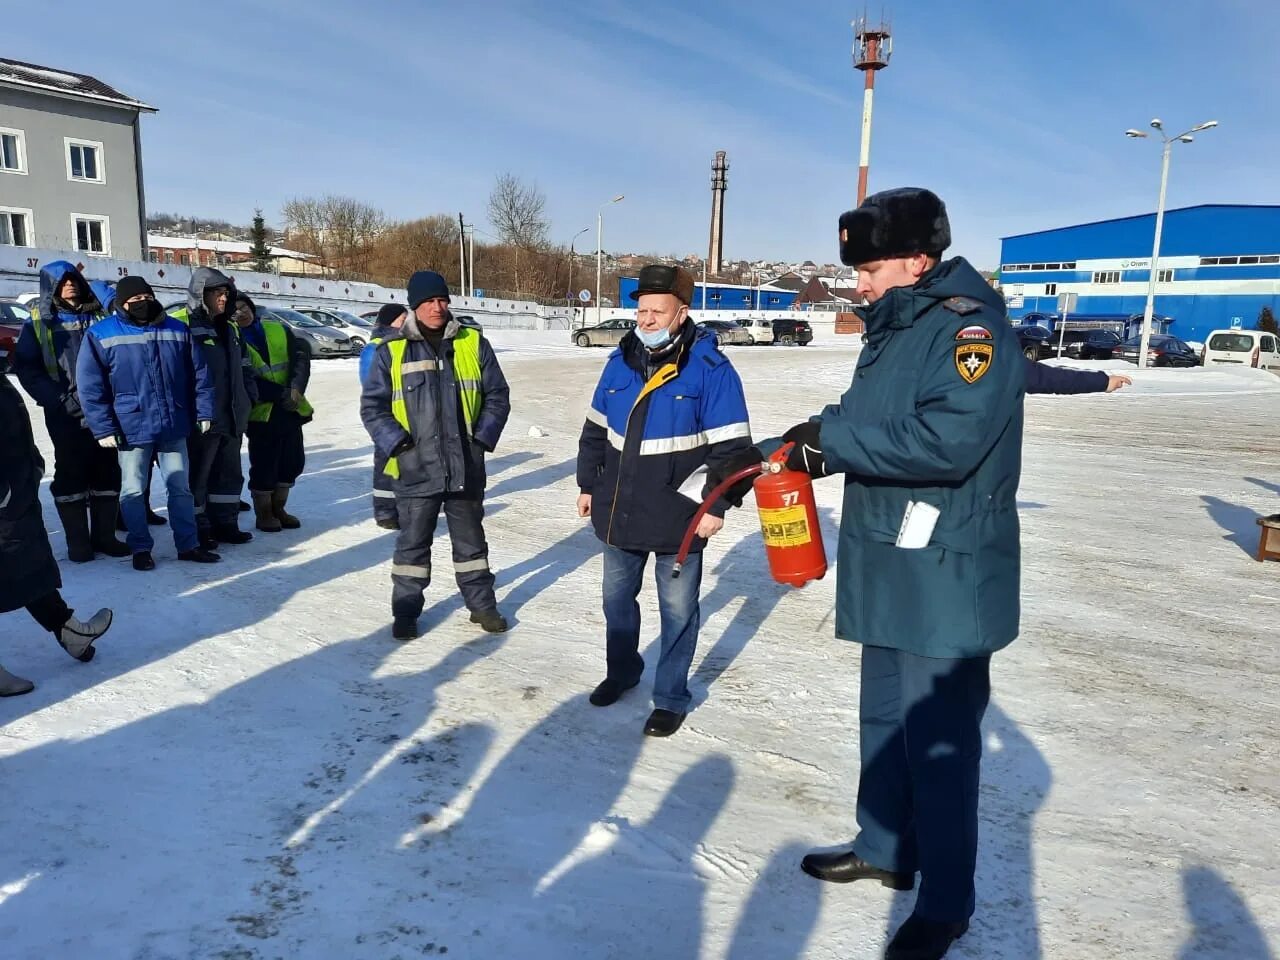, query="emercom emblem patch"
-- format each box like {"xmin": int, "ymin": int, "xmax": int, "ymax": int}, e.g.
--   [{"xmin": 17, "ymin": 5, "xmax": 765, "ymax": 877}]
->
[{"xmin": 955, "ymin": 342, "xmax": 993, "ymax": 384}]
